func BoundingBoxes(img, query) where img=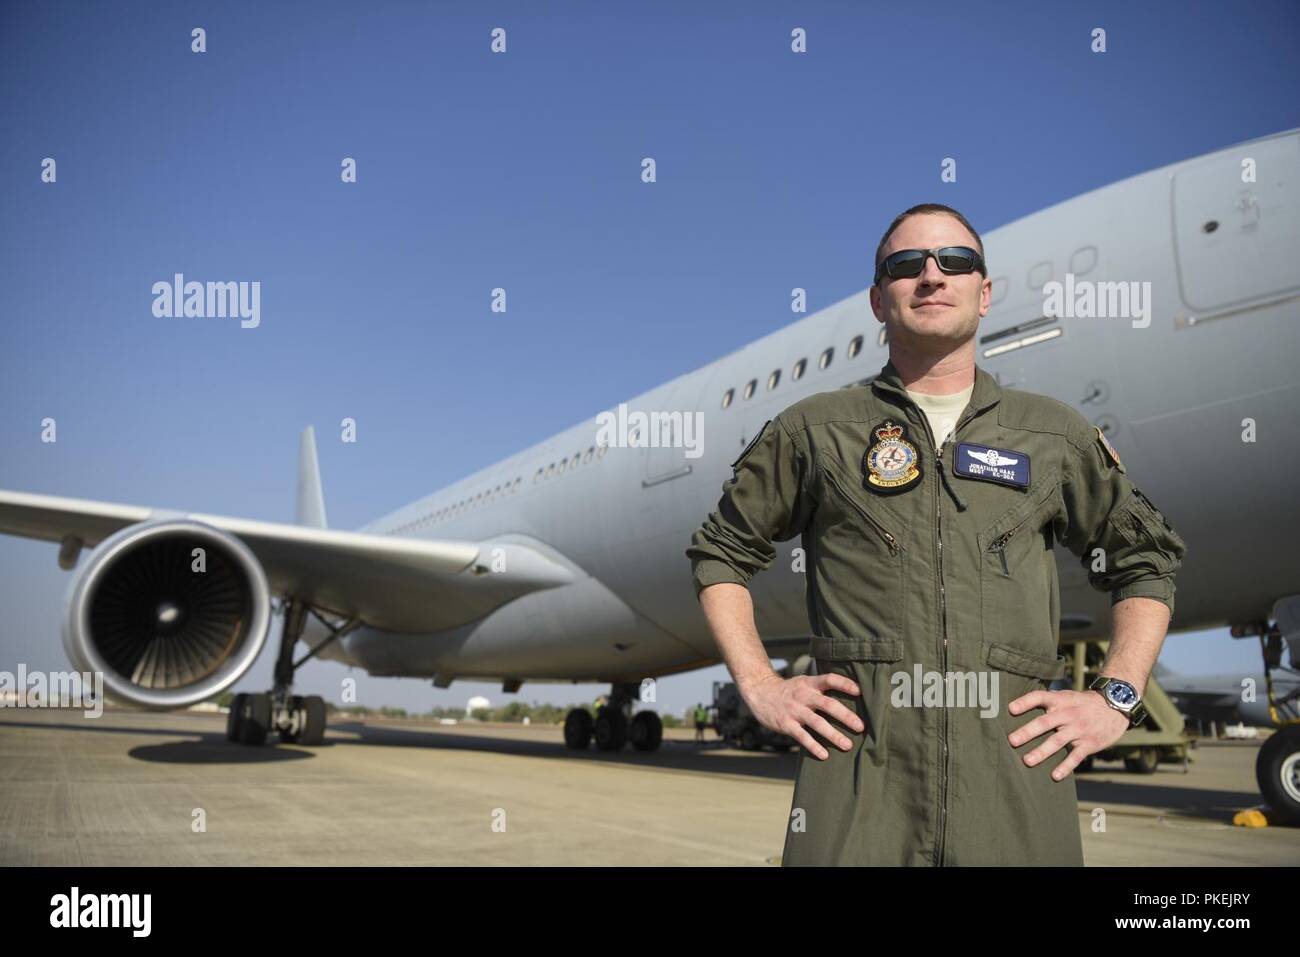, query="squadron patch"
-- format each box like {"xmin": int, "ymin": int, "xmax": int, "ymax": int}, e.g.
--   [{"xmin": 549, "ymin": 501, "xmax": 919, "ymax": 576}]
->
[
  {"xmin": 954, "ymin": 441, "xmax": 1030, "ymax": 489},
  {"xmin": 1095, "ymin": 426, "xmax": 1125, "ymax": 472},
  {"xmin": 862, "ymin": 419, "xmax": 922, "ymax": 494}
]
